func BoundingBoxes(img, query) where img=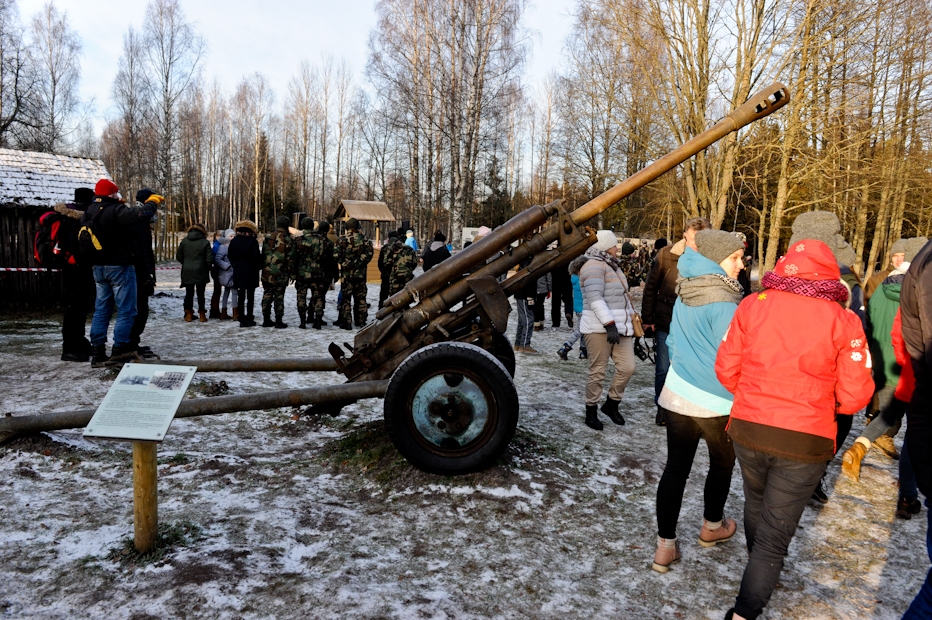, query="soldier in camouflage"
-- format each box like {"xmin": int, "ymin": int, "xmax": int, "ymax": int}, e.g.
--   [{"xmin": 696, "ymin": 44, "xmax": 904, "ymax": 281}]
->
[
  {"xmin": 378, "ymin": 230, "xmax": 400, "ymax": 308},
  {"xmin": 387, "ymin": 235, "xmax": 417, "ymax": 298},
  {"xmin": 309, "ymin": 221, "xmax": 336, "ymax": 328},
  {"xmin": 335, "ymin": 217, "xmax": 374, "ymax": 330},
  {"xmin": 290, "ymin": 217, "xmax": 324, "ymax": 329},
  {"xmin": 260, "ymin": 215, "xmax": 293, "ymax": 328}
]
